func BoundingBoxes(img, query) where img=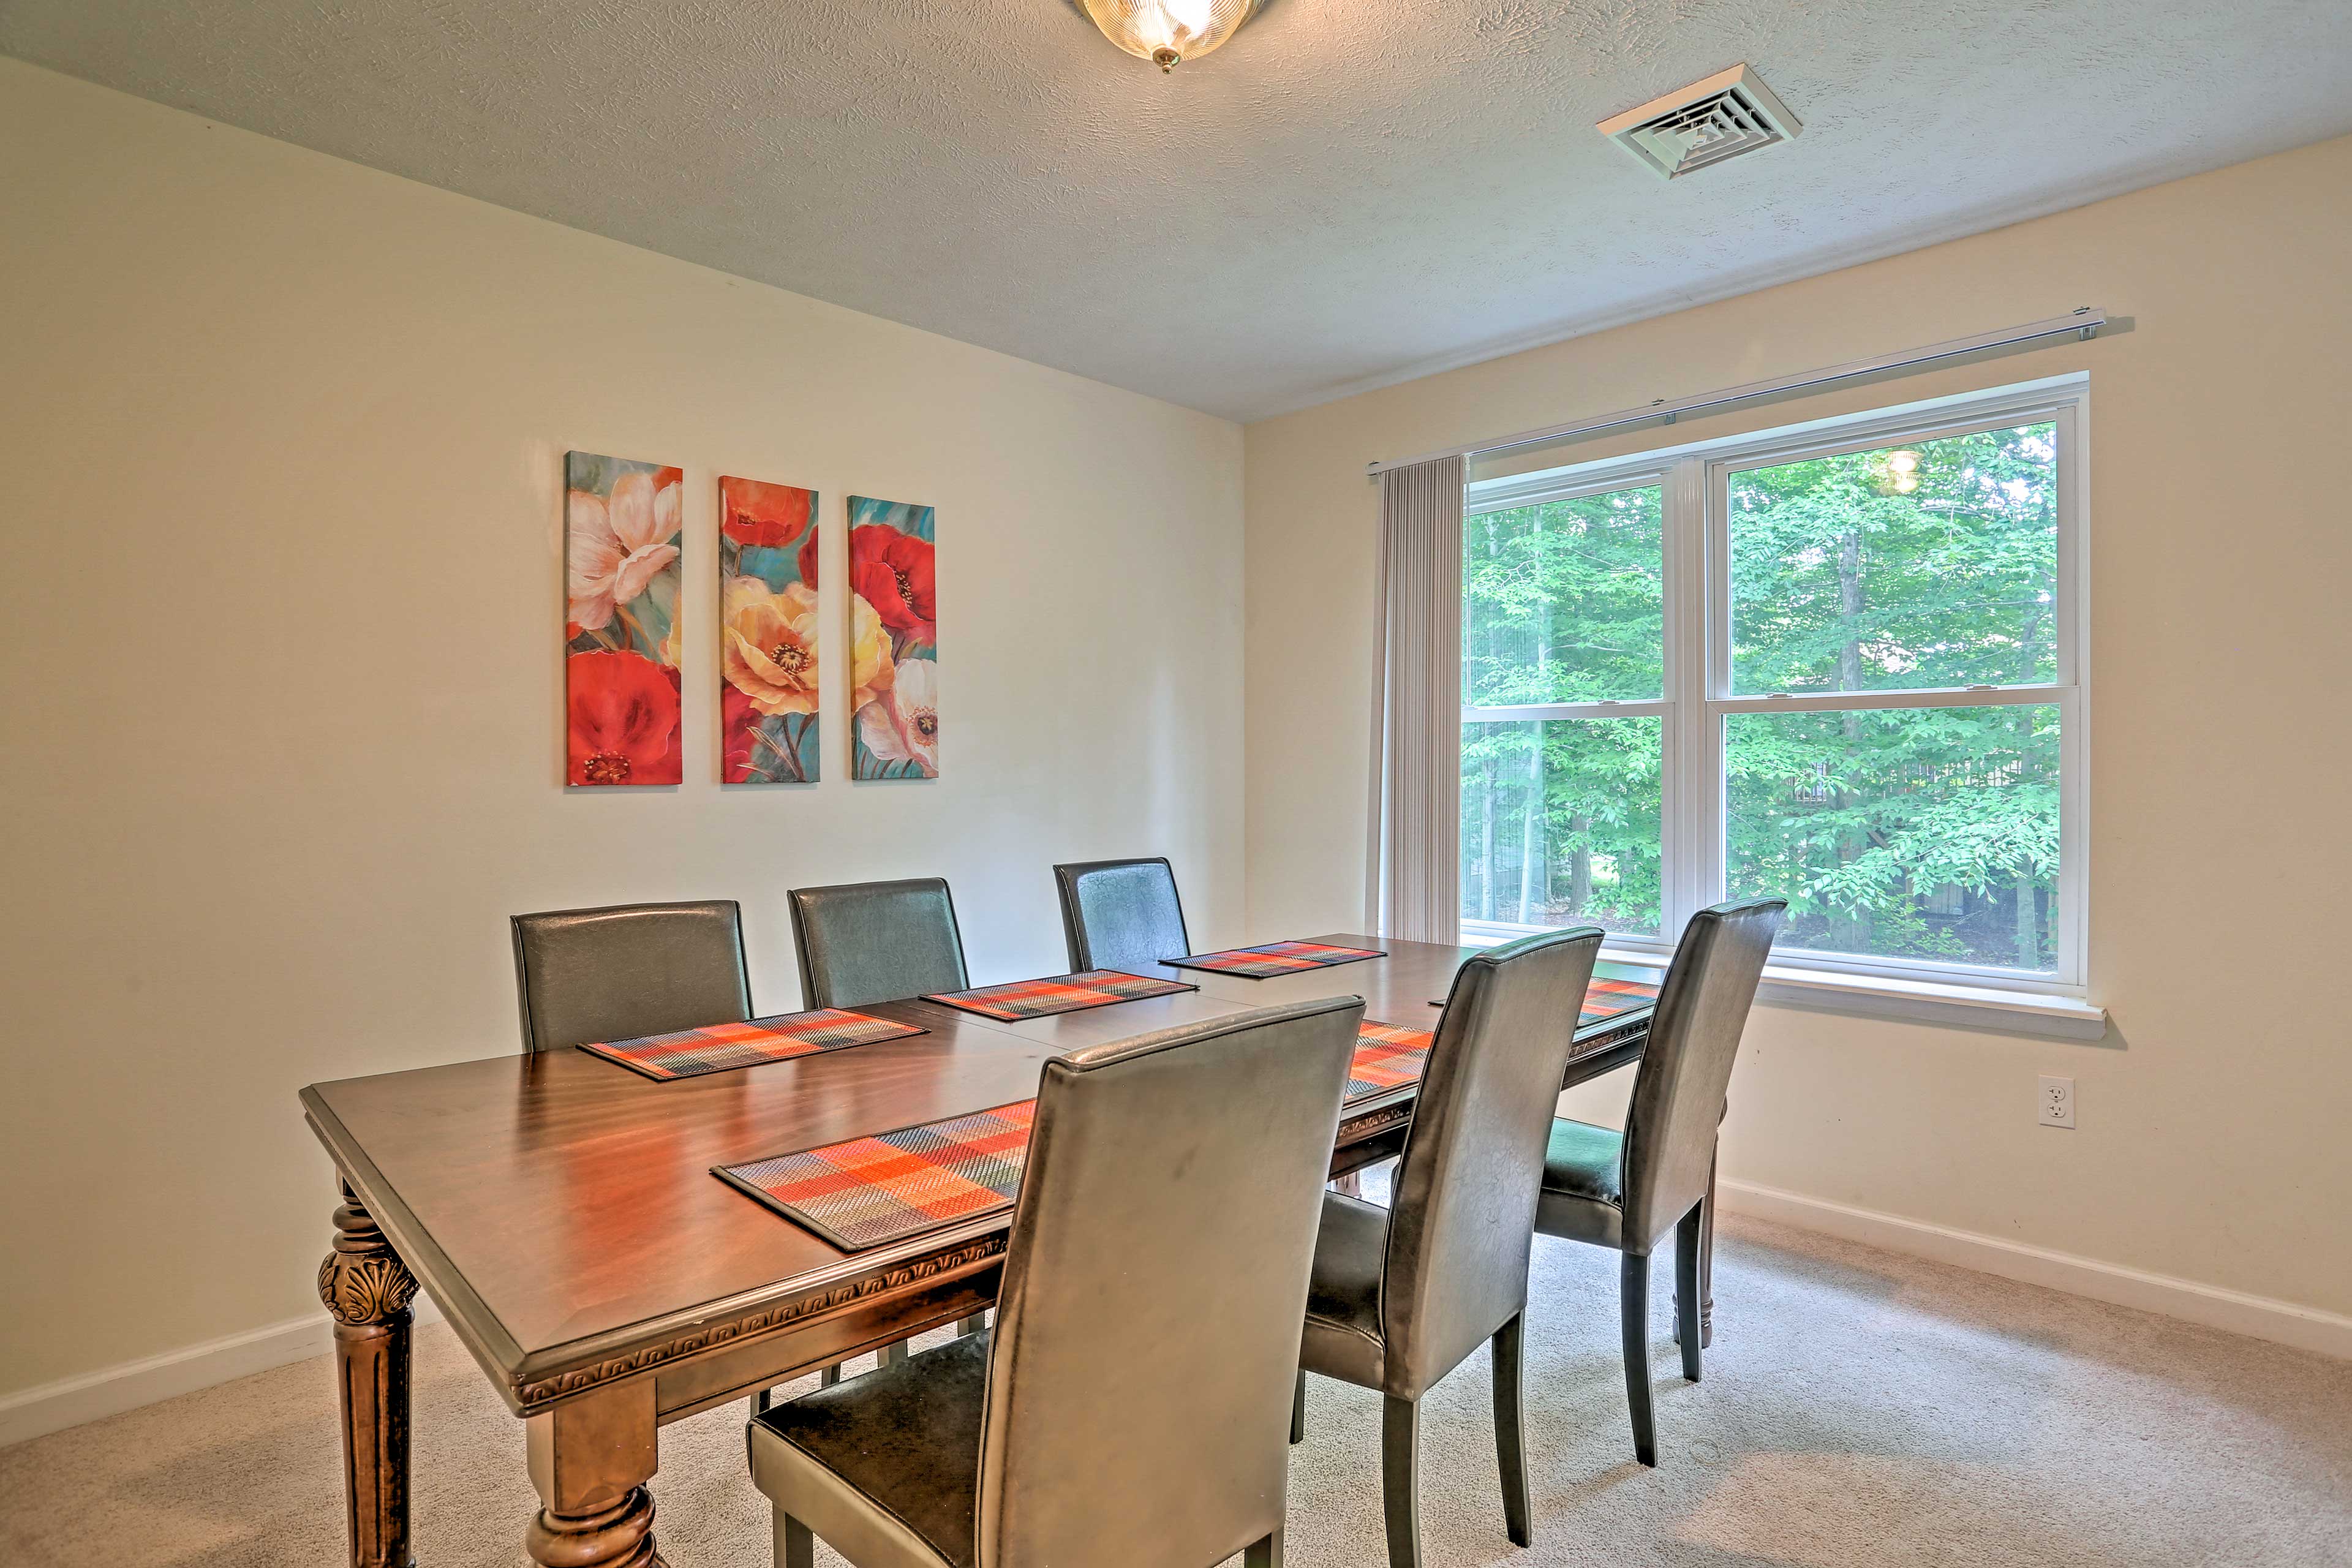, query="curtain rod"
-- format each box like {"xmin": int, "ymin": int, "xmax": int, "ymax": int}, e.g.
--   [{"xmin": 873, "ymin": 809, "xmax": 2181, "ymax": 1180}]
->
[{"xmin": 1364, "ymin": 307, "xmax": 2106, "ymax": 478}]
